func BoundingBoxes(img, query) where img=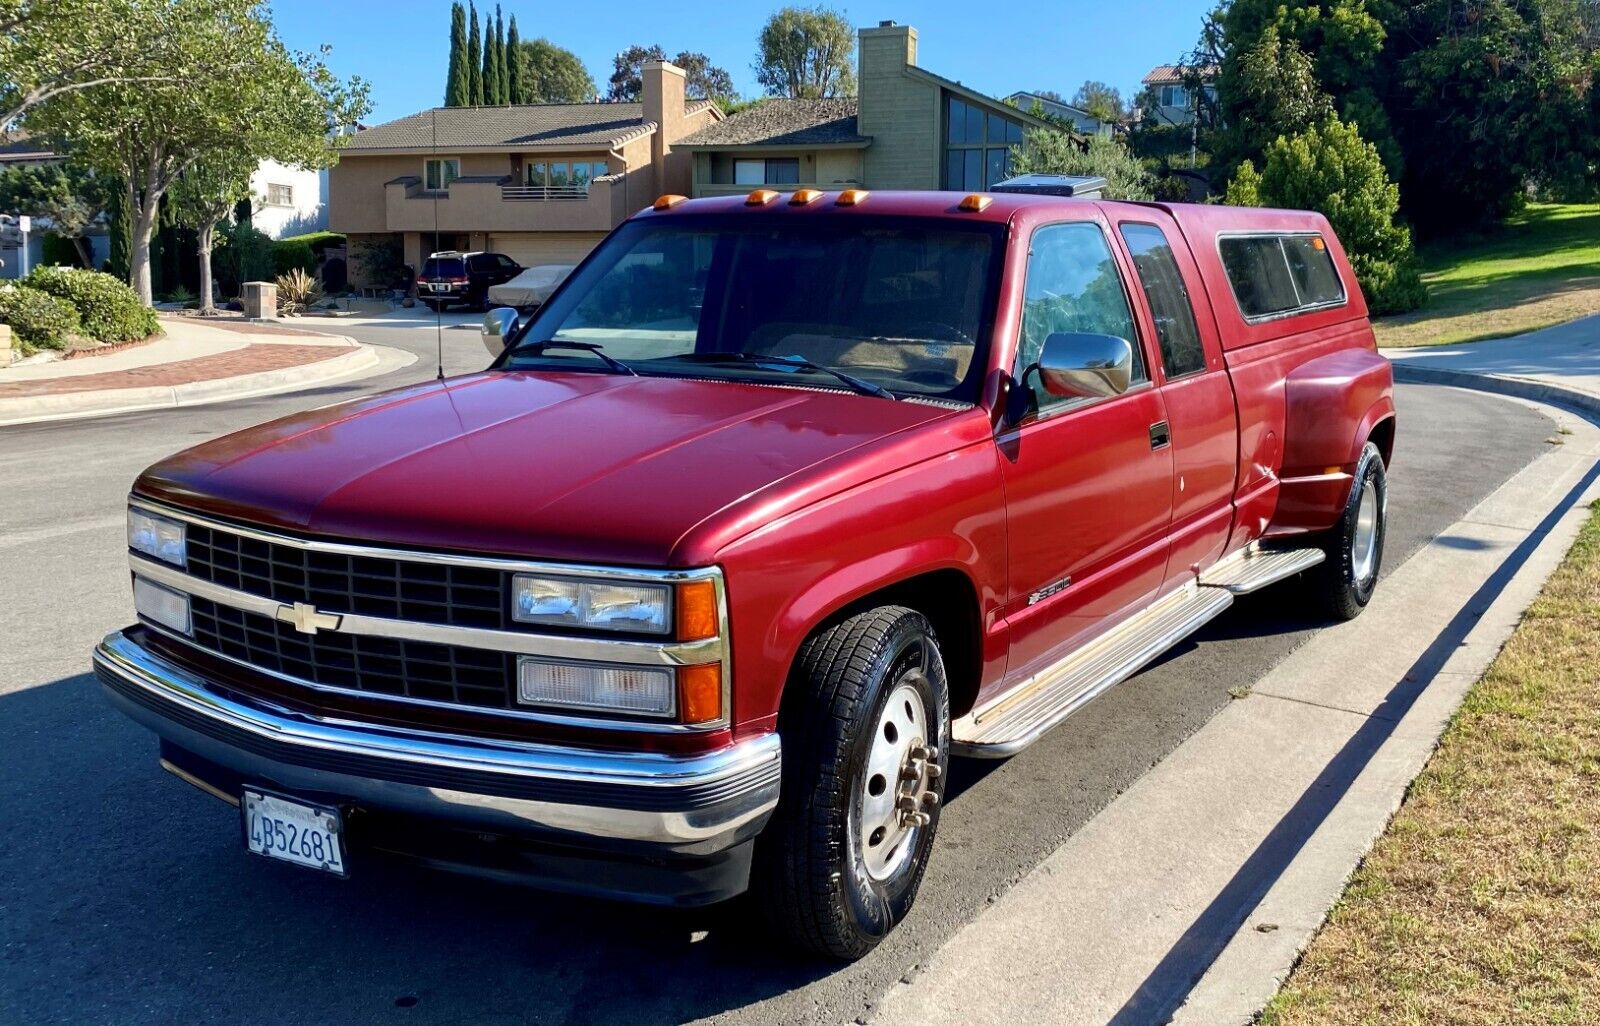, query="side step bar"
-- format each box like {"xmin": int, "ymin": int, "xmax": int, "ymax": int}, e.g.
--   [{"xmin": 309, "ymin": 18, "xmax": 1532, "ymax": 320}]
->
[
  {"xmin": 952, "ymin": 583, "xmax": 1234, "ymax": 758},
  {"xmin": 1198, "ymin": 543, "xmax": 1326, "ymax": 595}
]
